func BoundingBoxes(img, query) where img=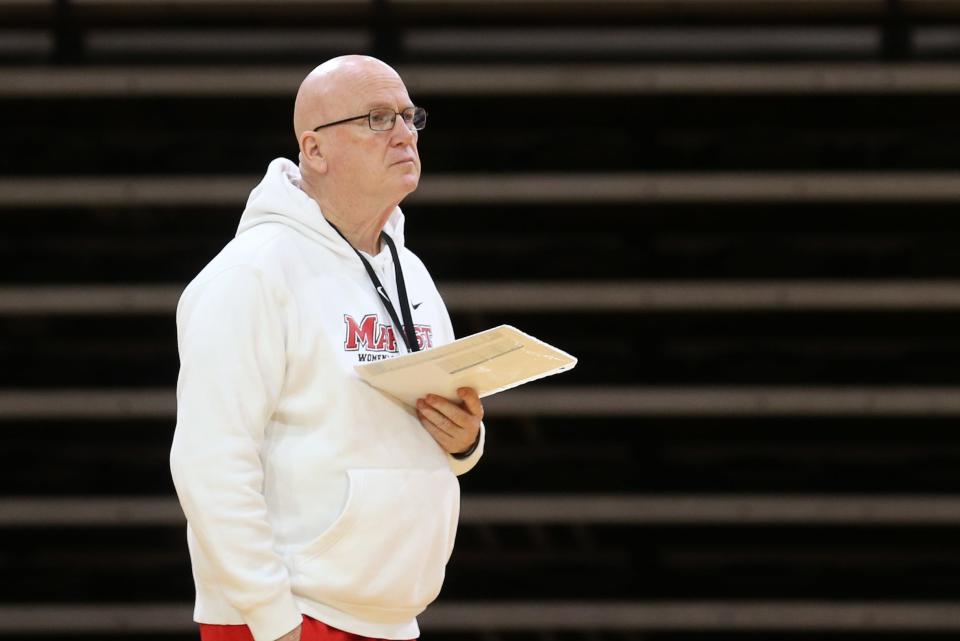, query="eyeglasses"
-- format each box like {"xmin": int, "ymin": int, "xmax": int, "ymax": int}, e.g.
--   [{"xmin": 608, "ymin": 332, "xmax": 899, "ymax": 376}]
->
[{"xmin": 312, "ymin": 106, "xmax": 427, "ymax": 133}]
